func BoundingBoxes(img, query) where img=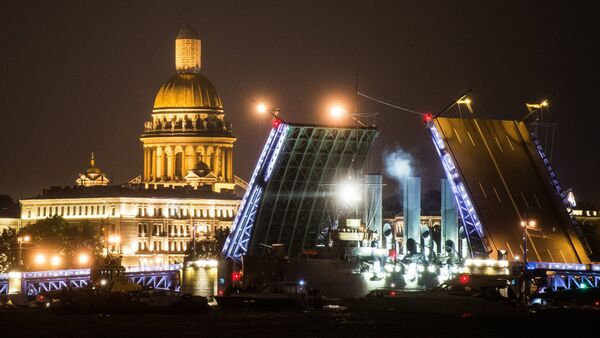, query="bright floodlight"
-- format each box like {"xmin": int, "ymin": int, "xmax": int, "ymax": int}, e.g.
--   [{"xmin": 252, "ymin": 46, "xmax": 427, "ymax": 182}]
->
[
  {"xmin": 34, "ymin": 253, "xmax": 46, "ymax": 265},
  {"xmin": 50, "ymin": 255, "xmax": 61, "ymax": 267},
  {"xmin": 78, "ymin": 253, "xmax": 90, "ymax": 265},
  {"xmin": 330, "ymin": 105, "xmax": 345, "ymax": 118},
  {"xmin": 257, "ymin": 103, "xmax": 267, "ymax": 113},
  {"xmin": 23, "ymin": 235, "xmax": 31, "ymax": 242},
  {"xmin": 337, "ymin": 179, "xmax": 361, "ymax": 204}
]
